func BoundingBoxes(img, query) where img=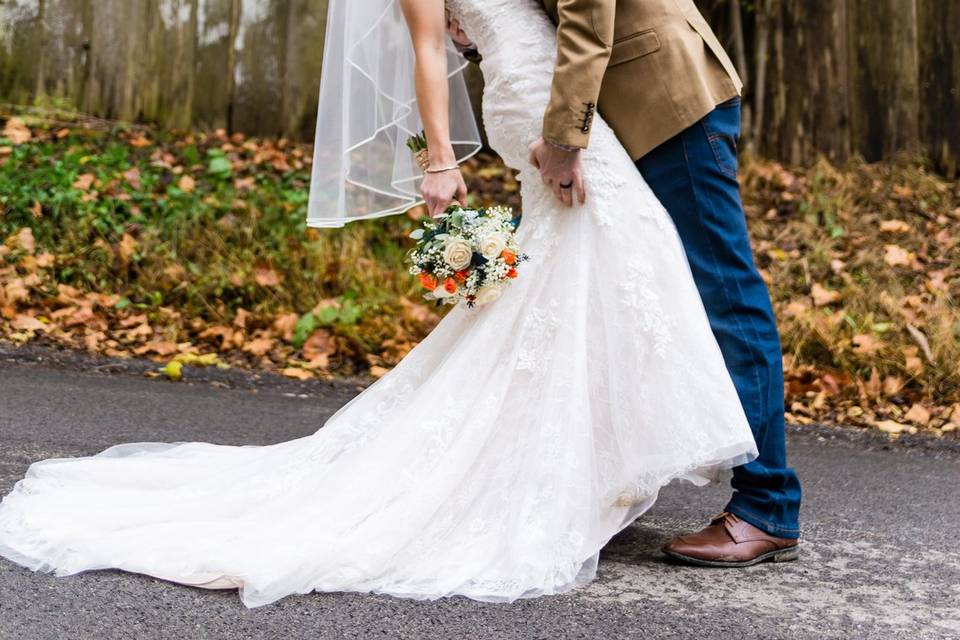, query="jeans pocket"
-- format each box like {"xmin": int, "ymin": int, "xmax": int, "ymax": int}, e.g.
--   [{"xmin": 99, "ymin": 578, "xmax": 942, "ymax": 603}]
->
[{"xmin": 701, "ymin": 106, "xmax": 740, "ymax": 180}]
